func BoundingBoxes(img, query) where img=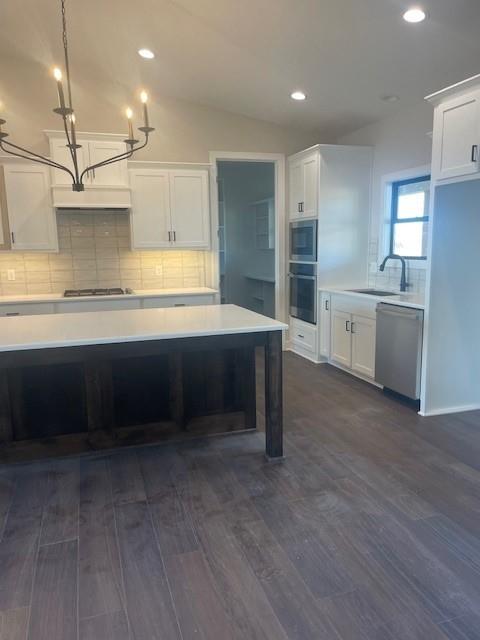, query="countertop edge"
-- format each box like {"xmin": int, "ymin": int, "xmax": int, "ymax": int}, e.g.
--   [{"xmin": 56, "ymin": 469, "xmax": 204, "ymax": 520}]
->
[{"xmin": 319, "ymin": 287, "xmax": 425, "ymax": 310}]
